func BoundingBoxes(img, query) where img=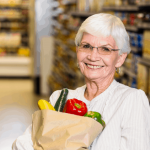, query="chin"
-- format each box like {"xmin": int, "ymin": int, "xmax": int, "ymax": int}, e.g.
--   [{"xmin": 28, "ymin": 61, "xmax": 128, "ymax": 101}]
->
[{"xmin": 84, "ymin": 75, "xmax": 101, "ymax": 81}]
